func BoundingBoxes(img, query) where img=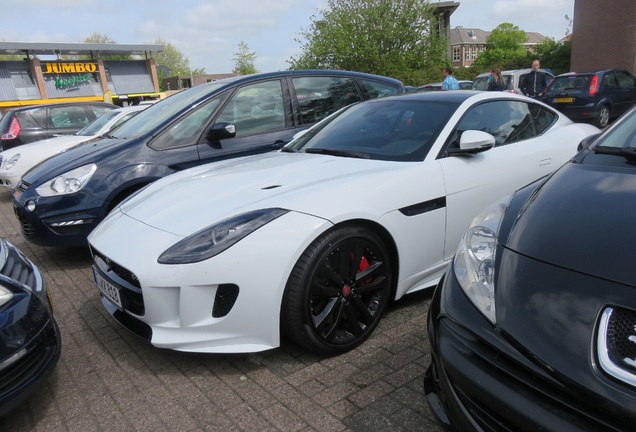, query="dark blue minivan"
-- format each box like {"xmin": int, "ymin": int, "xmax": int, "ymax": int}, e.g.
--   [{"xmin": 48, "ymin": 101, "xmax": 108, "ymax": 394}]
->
[{"xmin": 12, "ymin": 70, "xmax": 405, "ymax": 247}]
